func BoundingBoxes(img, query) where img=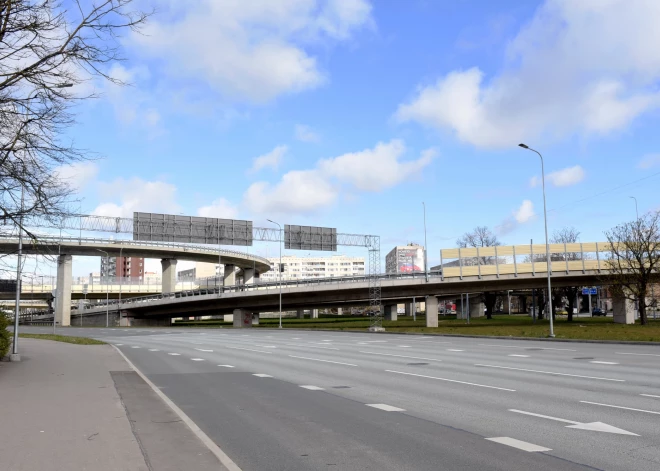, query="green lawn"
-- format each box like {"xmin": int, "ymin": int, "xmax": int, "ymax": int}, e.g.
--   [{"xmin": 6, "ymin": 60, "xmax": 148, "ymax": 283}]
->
[
  {"xmin": 18, "ymin": 333, "xmax": 106, "ymax": 345},
  {"xmin": 174, "ymin": 314, "xmax": 660, "ymax": 342}
]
